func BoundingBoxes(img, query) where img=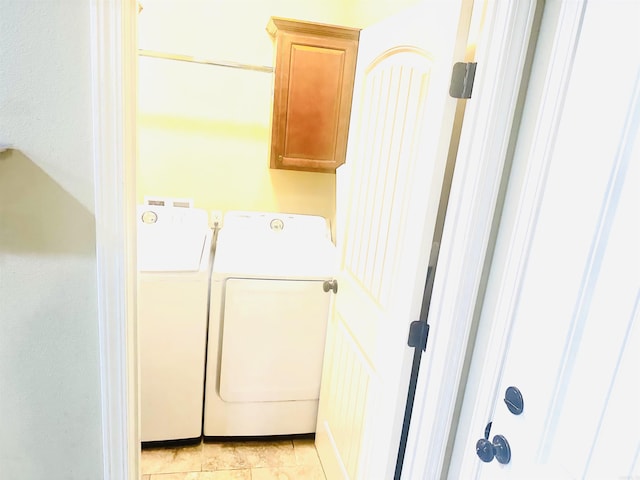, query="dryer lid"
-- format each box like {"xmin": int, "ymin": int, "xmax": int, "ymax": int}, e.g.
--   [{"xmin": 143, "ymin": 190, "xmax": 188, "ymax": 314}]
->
[
  {"xmin": 221, "ymin": 211, "xmax": 331, "ymax": 241},
  {"xmin": 213, "ymin": 211, "xmax": 335, "ymax": 277}
]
